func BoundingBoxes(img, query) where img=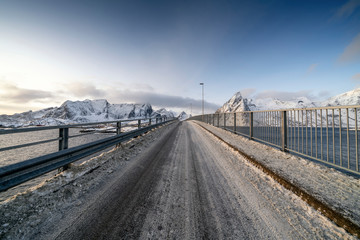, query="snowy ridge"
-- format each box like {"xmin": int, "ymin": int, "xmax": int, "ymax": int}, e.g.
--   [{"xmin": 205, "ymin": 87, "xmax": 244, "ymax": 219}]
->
[
  {"xmin": 0, "ymin": 99, "xmax": 174, "ymax": 127},
  {"xmin": 322, "ymin": 88, "xmax": 360, "ymax": 107},
  {"xmin": 178, "ymin": 111, "xmax": 191, "ymax": 121},
  {"xmin": 152, "ymin": 108, "xmax": 176, "ymax": 119},
  {"xmin": 217, "ymin": 88, "xmax": 360, "ymax": 114},
  {"xmin": 217, "ymin": 89, "xmax": 360, "ymax": 127}
]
